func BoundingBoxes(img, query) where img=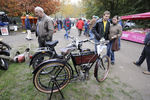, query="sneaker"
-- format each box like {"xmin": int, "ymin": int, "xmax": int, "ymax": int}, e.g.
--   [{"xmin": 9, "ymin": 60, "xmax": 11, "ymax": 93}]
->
[
  {"xmin": 143, "ymin": 71, "xmax": 150, "ymax": 75},
  {"xmin": 133, "ymin": 61, "xmax": 140, "ymax": 67}
]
